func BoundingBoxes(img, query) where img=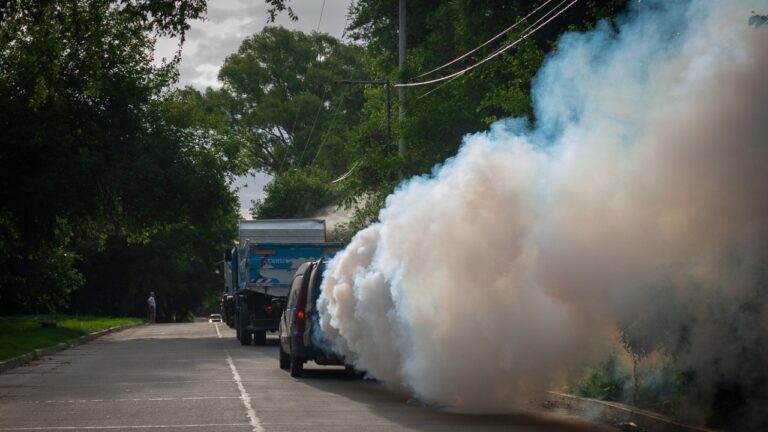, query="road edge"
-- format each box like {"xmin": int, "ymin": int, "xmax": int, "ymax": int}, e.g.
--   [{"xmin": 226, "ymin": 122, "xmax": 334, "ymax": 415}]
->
[
  {"xmin": 544, "ymin": 391, "xmax": 717, "ymax": 432},
  {"xmin": 0, "ymin": 322, "xmax": 144, "ymax": 374}
]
